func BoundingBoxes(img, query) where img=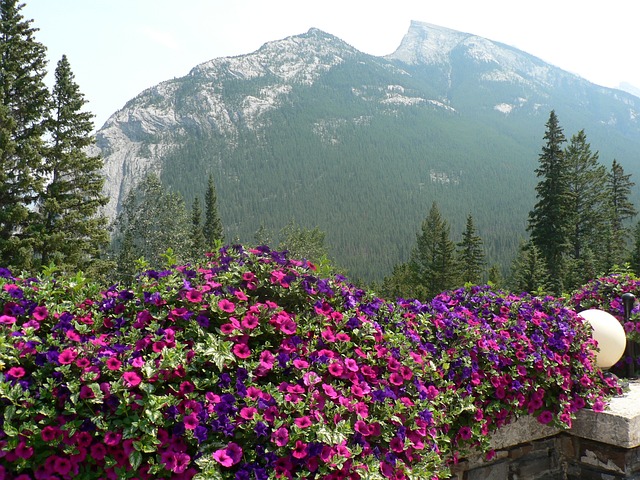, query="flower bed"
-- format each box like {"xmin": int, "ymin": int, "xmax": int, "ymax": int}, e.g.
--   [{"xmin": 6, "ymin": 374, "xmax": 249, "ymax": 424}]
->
[
  {"xmin": 569, "ymin": 273, "xmax": 640, "ymax": 375},
  {"xmin": 0, "ymin": 246, "xmax": 620, "ymax": 479}
]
